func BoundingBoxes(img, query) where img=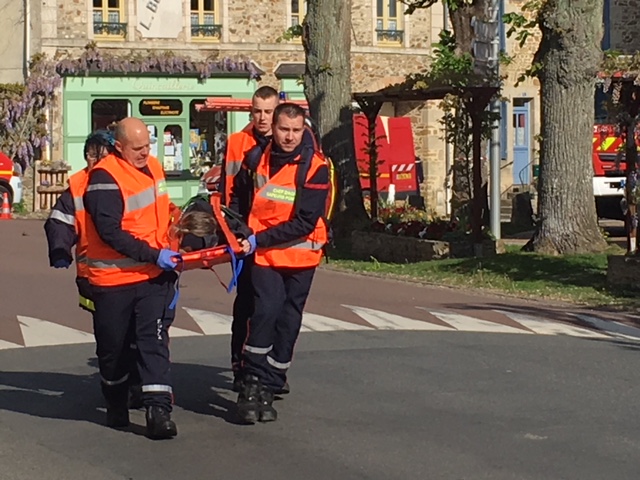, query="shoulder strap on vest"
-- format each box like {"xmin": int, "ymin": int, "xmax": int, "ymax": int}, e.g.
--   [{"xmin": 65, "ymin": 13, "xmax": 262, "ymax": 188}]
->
[{"xmin": 293, "ymin": 146, "xmax": 315, "ymax": 214}]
